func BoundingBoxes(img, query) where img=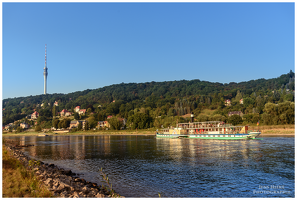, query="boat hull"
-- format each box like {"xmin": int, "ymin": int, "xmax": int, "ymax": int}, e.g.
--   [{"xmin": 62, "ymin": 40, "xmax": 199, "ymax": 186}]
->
[{"xmin": 156, "ymin": 132, "xmax": 261, "ymax": 139}]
